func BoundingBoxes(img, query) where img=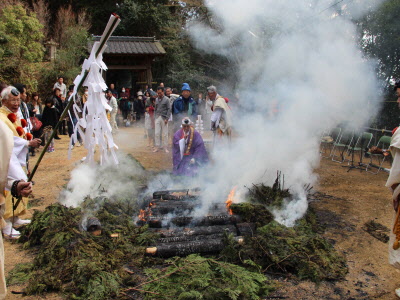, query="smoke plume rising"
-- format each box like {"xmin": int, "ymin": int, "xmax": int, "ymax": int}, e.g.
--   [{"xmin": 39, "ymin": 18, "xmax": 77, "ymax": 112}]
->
[
  {"xmin": 188, "ymin": 0, "xmax": 384, "ymax": 226},
  {"xmin": 60, "ymin": 153, "xmax": 145, "ymax": 208}
]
